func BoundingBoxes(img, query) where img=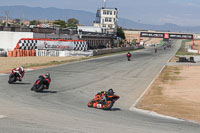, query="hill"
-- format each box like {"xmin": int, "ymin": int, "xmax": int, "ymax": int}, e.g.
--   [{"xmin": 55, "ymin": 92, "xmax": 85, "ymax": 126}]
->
[{"xmin": 0, "ymin": 5, "xmax": 200, "ymax": 33}]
